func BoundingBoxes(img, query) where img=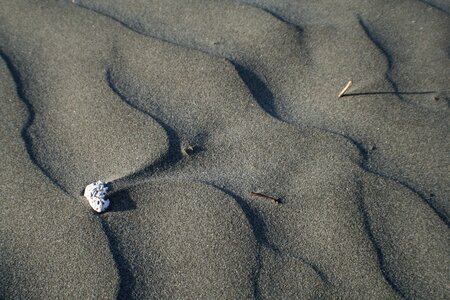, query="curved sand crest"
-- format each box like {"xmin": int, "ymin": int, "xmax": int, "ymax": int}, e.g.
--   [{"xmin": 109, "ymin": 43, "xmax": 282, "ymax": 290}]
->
[
  {"xmin": 0, "ymin": 0, "xmax": 169, "ymax": 196},
  {"xmin": 104, "ymin": 181, "xmax": 258, "ymax": 299},
  {"xmin": 75, "ymin": 0, "xmax": 450, "ymax": 223},
  {"xmin": 0, "ymin": 55, "xmax": 117, "ymax": 298},
  {"xmin": 105, "ymin": 45, "xmax": 448, "ymax": 298},
  {"xmin": 363, "ymin": 173, "xmax": 449, "ymax": 300},
  {"xmin": 0, "ymin": 0, "xmax": 449, "ymax": 299}
]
